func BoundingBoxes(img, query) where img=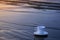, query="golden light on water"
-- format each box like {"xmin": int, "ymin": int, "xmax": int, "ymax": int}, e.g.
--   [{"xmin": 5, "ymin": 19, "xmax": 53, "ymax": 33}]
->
[{"xmin": 0, "ymin": 3, "xmax": 19, "ymax": 10}]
